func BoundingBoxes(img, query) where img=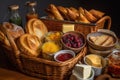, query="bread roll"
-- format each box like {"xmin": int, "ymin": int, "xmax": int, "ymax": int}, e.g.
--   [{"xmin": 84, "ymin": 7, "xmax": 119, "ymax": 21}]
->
[
  {"xmin": 84, "ymin": 9, "xmax": 97, "ymax": 22},
  {"xmin": 26, "ymin": 18, "xmax": 48, "ymax": 39},
  {"xmin": 17, "ymin": 34, "xmax": 41, "ymax": 57},
  {"xmin": 2, "ymin": 22, "xmax": 24, "ymax": 40},
  {"xmin": 48, "ymin": 4, "xmax": 64, "ymax": 20},
  {"xmin": 0, "ymin": 22, "xmax": 24, "ymax": 49},
  {"xmin": 89, "ymin": 9, "xmax": 105, "ymax": 19},
  {"xmin": 77, "ymin": 13, "xmax": 90, "ymax": 23},
  {"xmin": 78, "ymin": 7, "xmax": 85, "ymax": 15},
  {"xmin": 57, "ymin": 6, "xmax": 70, "ymax": 20},
  {"xmin": 66, "ymin": 8, "xmax": 79, "ymax": 21}
]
